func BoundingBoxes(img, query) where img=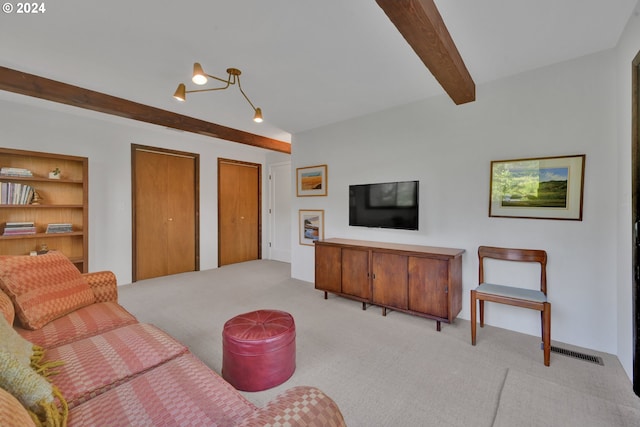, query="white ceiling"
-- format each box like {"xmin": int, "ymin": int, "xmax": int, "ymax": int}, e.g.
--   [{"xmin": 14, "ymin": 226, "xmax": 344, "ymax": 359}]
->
[{"xmin": 1, "ymin": 0, "xmax": 638, "ymax": 143}]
